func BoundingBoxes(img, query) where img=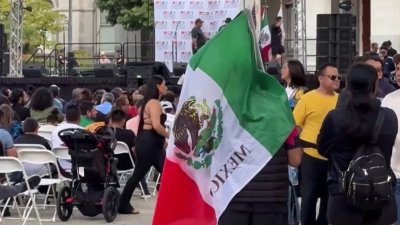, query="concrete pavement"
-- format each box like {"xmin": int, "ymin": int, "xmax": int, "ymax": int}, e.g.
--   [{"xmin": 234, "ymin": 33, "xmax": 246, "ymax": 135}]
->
[{"xmin": 3, "ymin": 192, "xmax": 156, "ymax": 225}]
